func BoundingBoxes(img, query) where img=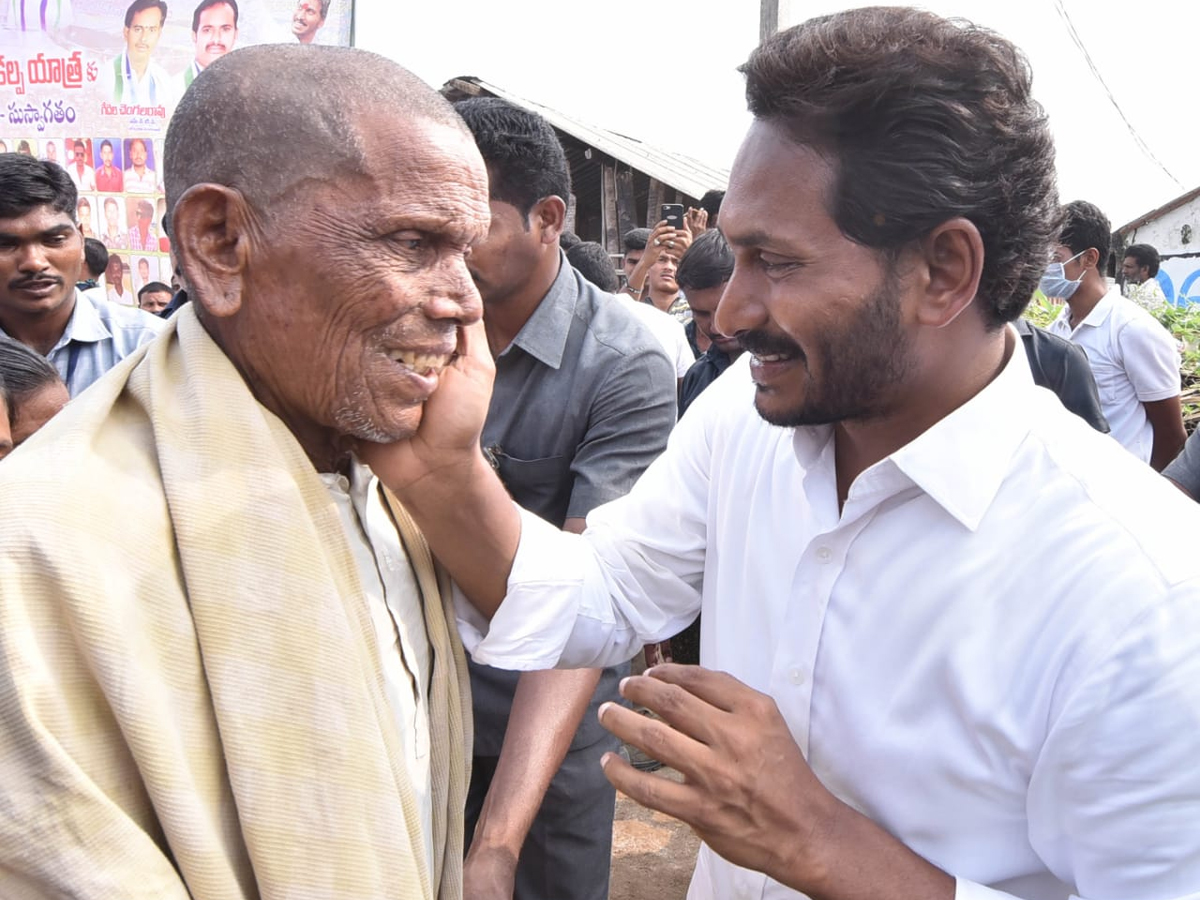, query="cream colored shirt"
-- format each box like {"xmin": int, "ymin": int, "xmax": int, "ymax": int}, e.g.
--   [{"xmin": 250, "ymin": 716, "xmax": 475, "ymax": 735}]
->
[{"xmin": 321, "ymin": 459, "xmax": 434, "ymax": 872}]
